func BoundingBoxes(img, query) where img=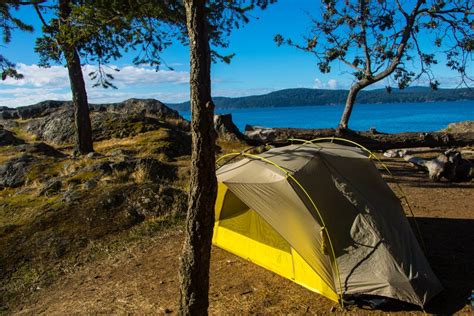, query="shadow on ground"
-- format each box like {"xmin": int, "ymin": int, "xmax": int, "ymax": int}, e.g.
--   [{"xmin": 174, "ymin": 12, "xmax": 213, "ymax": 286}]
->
[{"xmin": 409, "ymin": 217, "xmax": 474, "ymax": 314}]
